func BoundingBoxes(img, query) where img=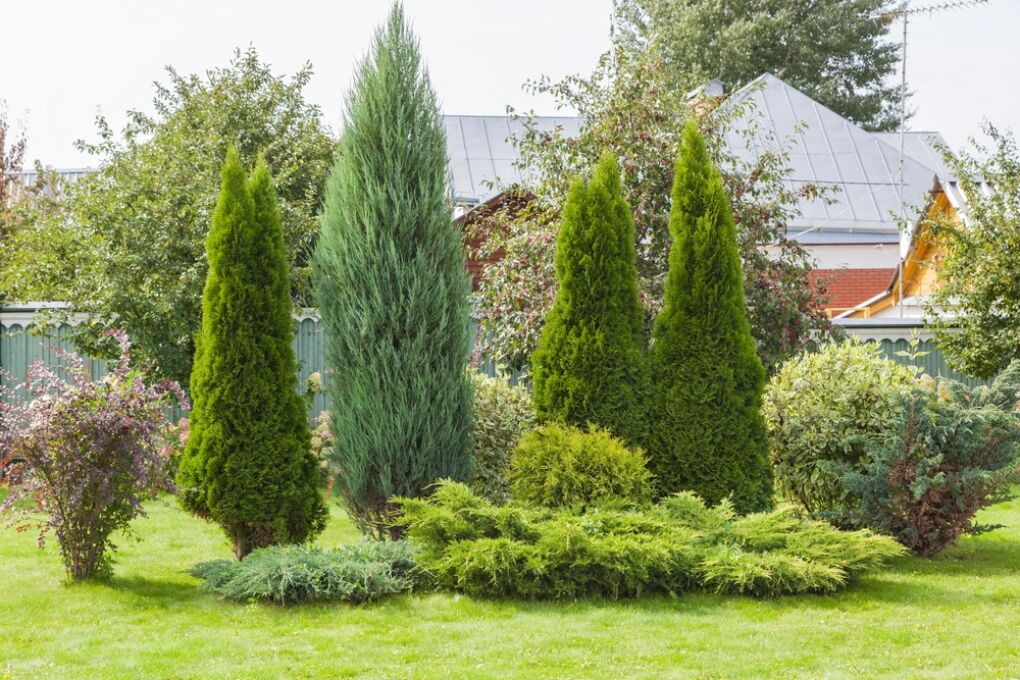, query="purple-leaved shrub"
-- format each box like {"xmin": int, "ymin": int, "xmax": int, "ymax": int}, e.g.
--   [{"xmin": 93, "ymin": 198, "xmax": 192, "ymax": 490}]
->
[{"xmin": 0, "ymin": 330, "xmax": 186, "ymax": 580}]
